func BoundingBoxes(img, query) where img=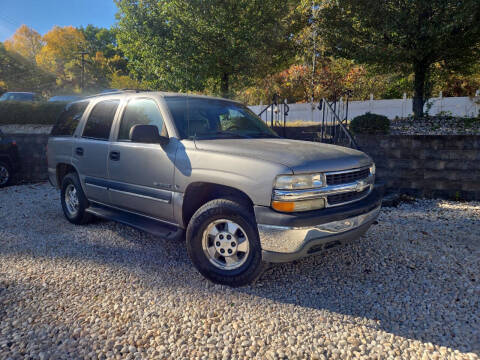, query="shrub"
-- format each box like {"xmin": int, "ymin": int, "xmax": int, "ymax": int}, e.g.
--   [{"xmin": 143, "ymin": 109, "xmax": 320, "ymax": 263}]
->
[
  {"xmin": 350, "ymin": 112, "xmax": 390, "ymax": 134},
  {"xmin": 0, "ymin": 101, "xmax": 67, "ymax": 125}
]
